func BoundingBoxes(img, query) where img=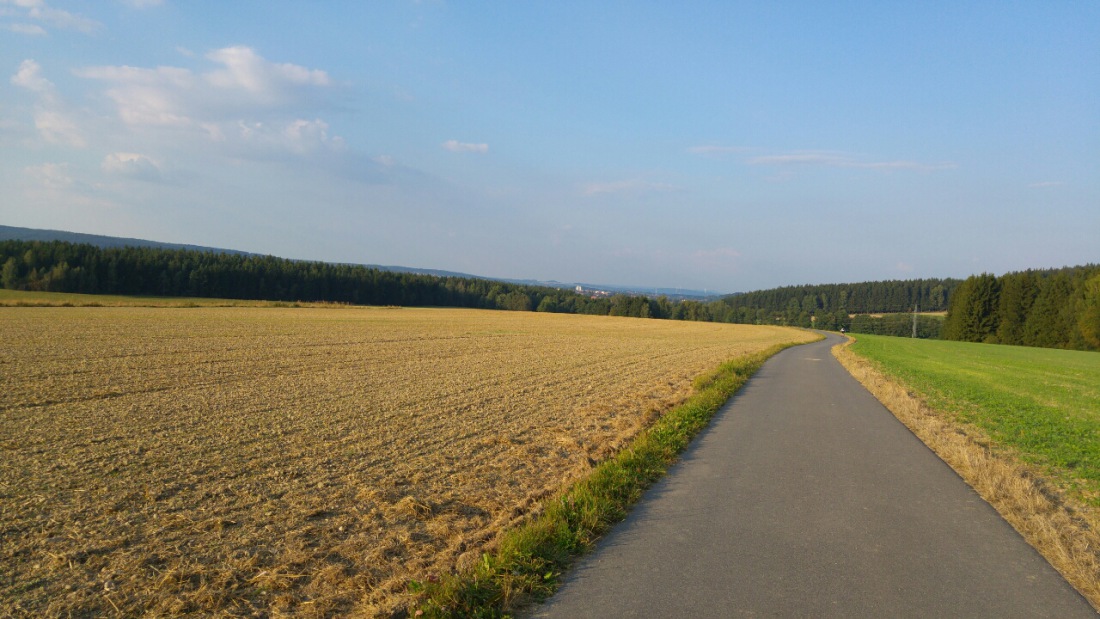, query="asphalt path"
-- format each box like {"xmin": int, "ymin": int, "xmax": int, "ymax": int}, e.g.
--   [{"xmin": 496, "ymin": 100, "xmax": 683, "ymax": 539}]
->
[{"xmin": 531, "ymin": 332, "xmax": 1096, "ymax": 618}]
